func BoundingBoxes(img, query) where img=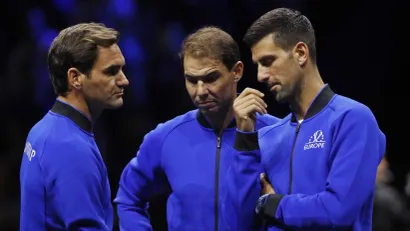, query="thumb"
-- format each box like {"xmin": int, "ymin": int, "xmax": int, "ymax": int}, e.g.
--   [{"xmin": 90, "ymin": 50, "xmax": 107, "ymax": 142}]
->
[
  {"xmin": 260, "ymin": 173, "xmax": 270, "ymax": 186},
  {"xmin": 260, "ymin": 173, "xmax": 275, "ymax": 194}
]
